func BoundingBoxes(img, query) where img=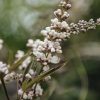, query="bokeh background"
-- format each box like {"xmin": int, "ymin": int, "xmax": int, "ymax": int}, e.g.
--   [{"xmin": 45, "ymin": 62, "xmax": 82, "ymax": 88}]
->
[{"xmin": 0, "ymin": 0, "xmax": 100, "ymax": 100}]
